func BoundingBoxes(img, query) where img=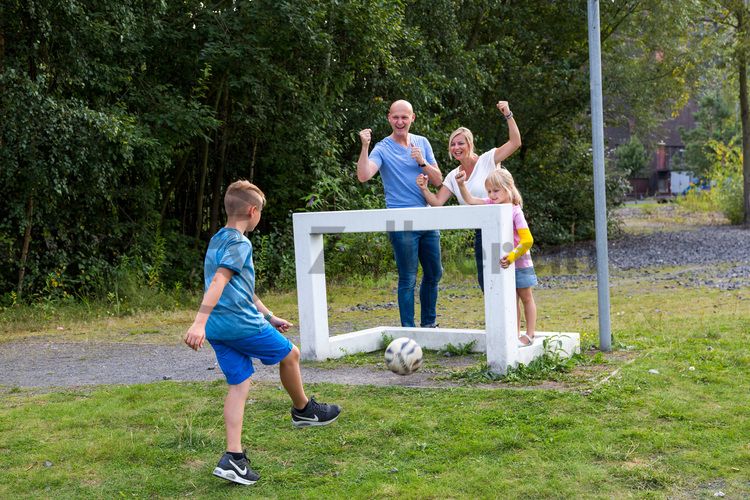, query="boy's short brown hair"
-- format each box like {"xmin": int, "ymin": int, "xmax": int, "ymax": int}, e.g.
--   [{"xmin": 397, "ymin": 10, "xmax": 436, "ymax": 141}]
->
[{"xmin": 224, "ymin": 180, "xmax": 266, "ymax": 217}]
